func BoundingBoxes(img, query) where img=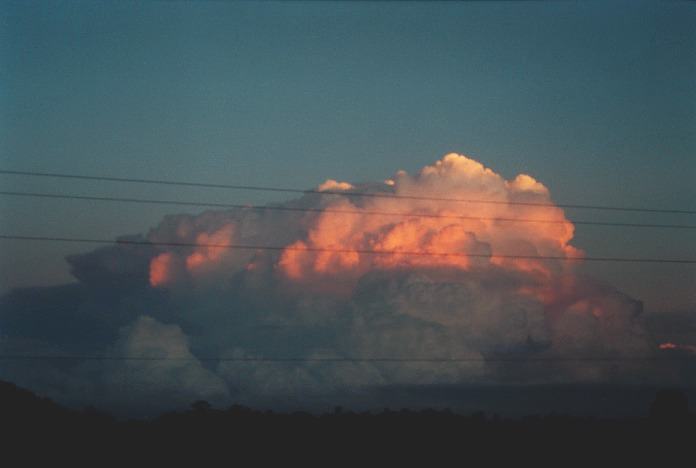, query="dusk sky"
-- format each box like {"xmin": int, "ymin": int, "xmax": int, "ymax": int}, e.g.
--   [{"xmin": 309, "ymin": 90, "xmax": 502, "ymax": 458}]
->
[{"xmin": 0, "ymin": 1, "xmax": 694, "ymax": 415}]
